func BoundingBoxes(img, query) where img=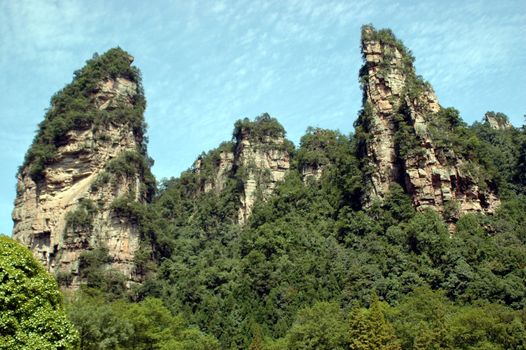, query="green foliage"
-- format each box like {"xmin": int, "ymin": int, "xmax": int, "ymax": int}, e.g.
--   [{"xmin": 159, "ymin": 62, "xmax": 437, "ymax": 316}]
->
[
  {"xmin": 105, "ymin": 150, "xmax": 156, "ymax": 198},
  {"xmin": 348, "ymin": 295, "xmax": 400, "ymax": 350},
  {"xmin": 389, "ymin": 287, "xmax": 526, "ymax": 349},
  {"xmin": 58, "ymin": 113, "xmax": 526, "ymax": 348},
  {"xmin": 233, "ymin": 113, "xmax": 293, "ymax": 152},
  {"xmin": 66, "ymin": 293, "xmax": 219, "ymax": 350},
  {"xmin": 89, "ymin": 171, "xmax": 111, "ymax": 192},
  {"xmin": 131, "ymin": 118, "xmax": 526, "ymax": 348},
  {"xmin": 470, "ymin": 114, "xmax": 525, "ymax": 195},
  {"xmin": 234, "ymin": 113, "xmax": 284, "ymax": 140},
  {"xmin": 286, "ymin": 302, "xmax": 348, "ymax": 349},
  {"xmin": 77, "ymin": 246, "xmax": 127, "ymax": 299},
  {"xmin": 361, "ymin": 24, "xmax": 415, "ymax": 66},
  {"xmin": 110, "ymin": 194, "xmax": 146, "ymax": 224},
  {"xmin": 64, "ymin": 198, "xmax": 97, "ymax": 232},
  {"xmin": 484, "ymin": 111, "xmax": 511, "ymax": 129},
  {"xmin": 48, "ymin": 43, "xmax": 526, "ymax": 348},
  {"xmin": 296, "ymin": 128, "xmax": 342, "ymax": 169},
  {"xmin": 248, "ymin": 325, "xmax": 265, "ymax": 350},
  {"xmin": 194, "ymin": 141, "xmax": 235, "ymax": 180},
  {"xmin": 393, "ymin": 112, "xmax": 423, "ymax": 159},
  {"xmin": 21, "ymin": 47, "xmax": 146, "ymax": 182},
  {"xmin": 0, "ymin": 235, "xmax": 79, "ymax": 349}
]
